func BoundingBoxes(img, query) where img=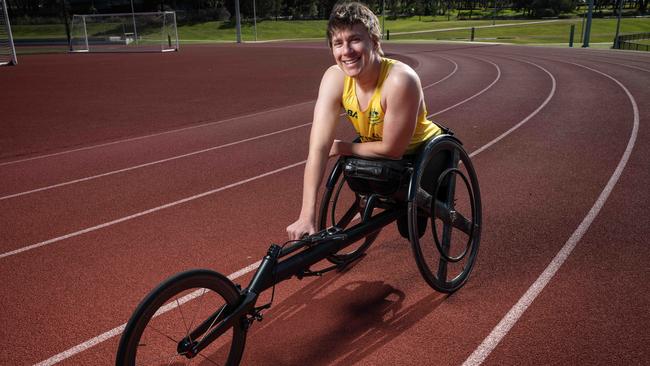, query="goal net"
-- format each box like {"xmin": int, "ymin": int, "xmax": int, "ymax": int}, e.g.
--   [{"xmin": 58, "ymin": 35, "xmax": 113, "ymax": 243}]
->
[
  {"xmin": 70, "ymin": 11, "xmax": 179, "ymax": 53},
  {"xmin": 0, "ymin": 0, "xmax": 17, "ymax": 65}
]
